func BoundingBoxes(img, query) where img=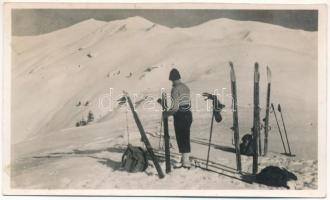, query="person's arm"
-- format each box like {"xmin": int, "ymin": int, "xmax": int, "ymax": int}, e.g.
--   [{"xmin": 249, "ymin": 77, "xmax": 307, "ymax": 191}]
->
[{"xmin": 167, "ymin": 87, "xmax": 180, "ymax": 116}]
